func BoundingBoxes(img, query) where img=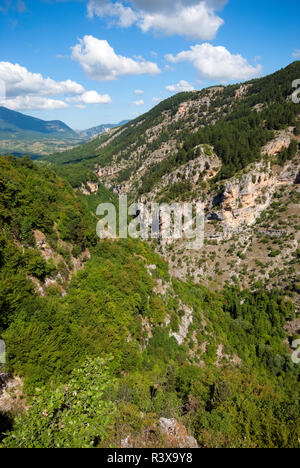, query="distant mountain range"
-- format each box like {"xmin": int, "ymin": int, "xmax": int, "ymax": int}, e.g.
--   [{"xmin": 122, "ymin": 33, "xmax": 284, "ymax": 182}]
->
[
  {"xmin": 0, "ymin": 106, "xmax": 83, "ymax": 156},
  {"xmin": 0, "ymin": 106, "xmax": 77, "ymax": 137},
  {"xmin": 77, "ymin": 120, "xmax": 130, "ymax": 139},
  {"xmin": 0, "ymin": 106, "xmax": 129, "ymax": 156}
]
